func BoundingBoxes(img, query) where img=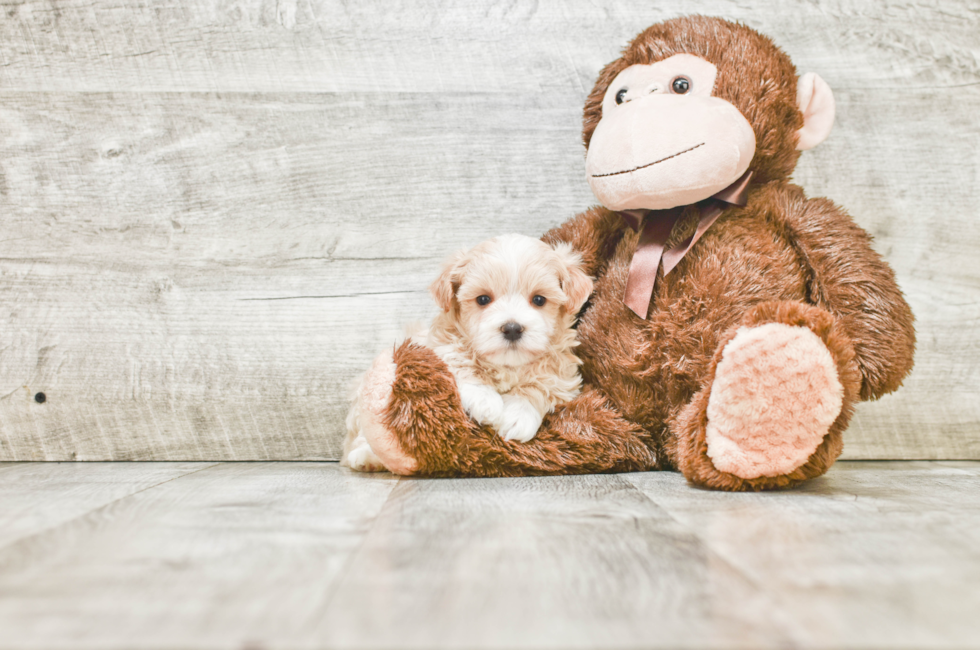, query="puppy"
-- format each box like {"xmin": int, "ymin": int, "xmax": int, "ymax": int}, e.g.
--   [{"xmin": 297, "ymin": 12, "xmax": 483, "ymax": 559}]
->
[{"xmin": 343, "ymin": 233, "xmax": 593, "ymax": 472}]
